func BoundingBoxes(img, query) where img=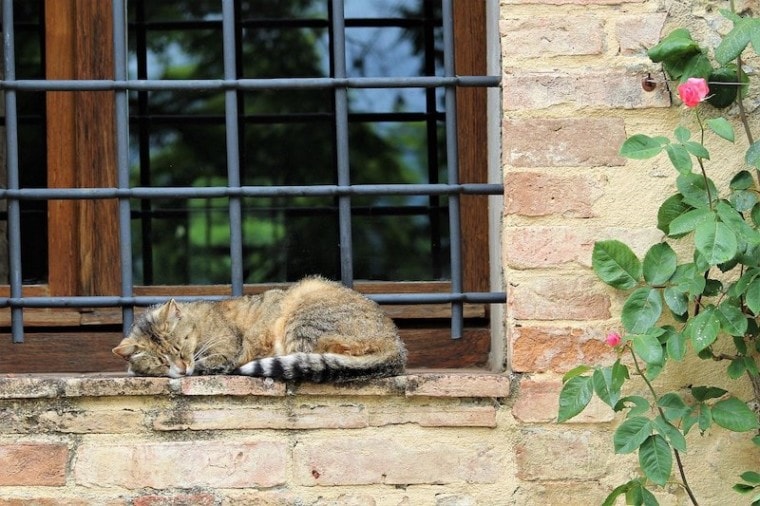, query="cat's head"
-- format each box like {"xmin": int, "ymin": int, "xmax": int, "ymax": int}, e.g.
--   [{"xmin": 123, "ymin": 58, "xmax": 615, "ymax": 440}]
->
[{"xmin": 112, "ymin": 299, "xmax": 196, "ymax": 378}]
